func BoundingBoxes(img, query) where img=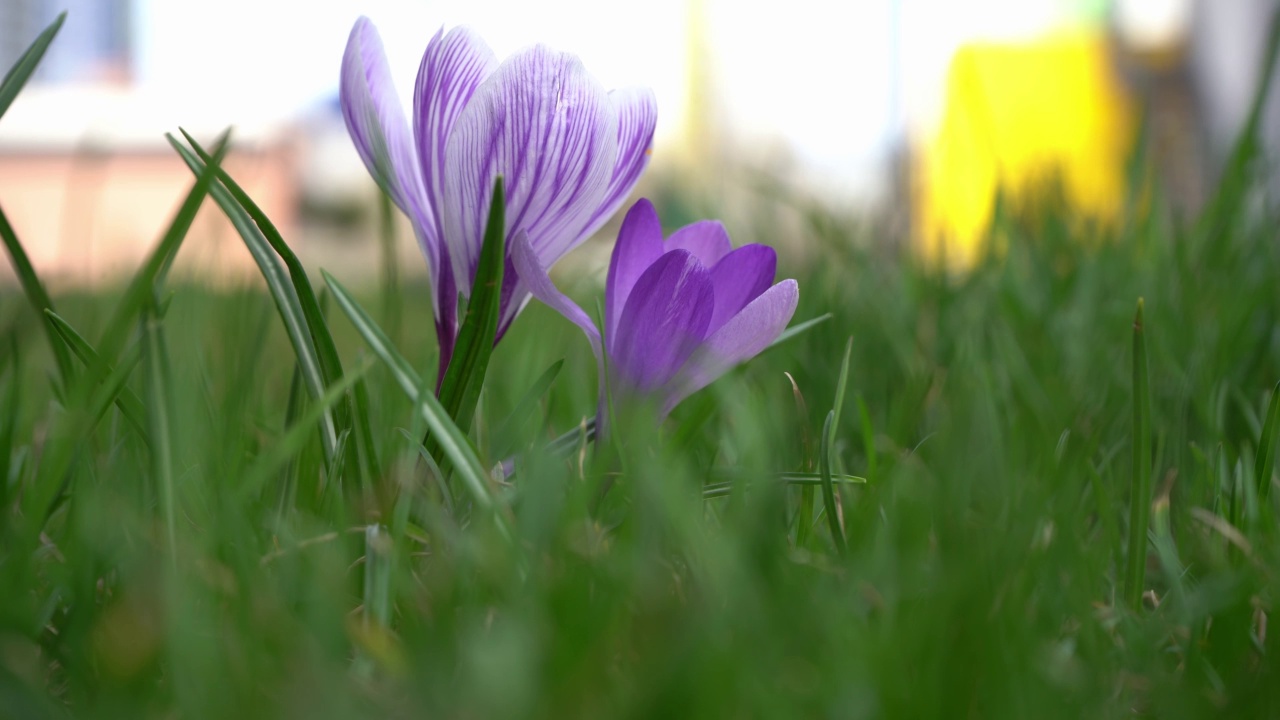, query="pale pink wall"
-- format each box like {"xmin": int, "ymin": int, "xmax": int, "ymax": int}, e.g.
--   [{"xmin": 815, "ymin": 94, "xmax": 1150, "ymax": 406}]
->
[{"xmin": 0, "ymin": 144, "xmax": 297, "ymax": 287}]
